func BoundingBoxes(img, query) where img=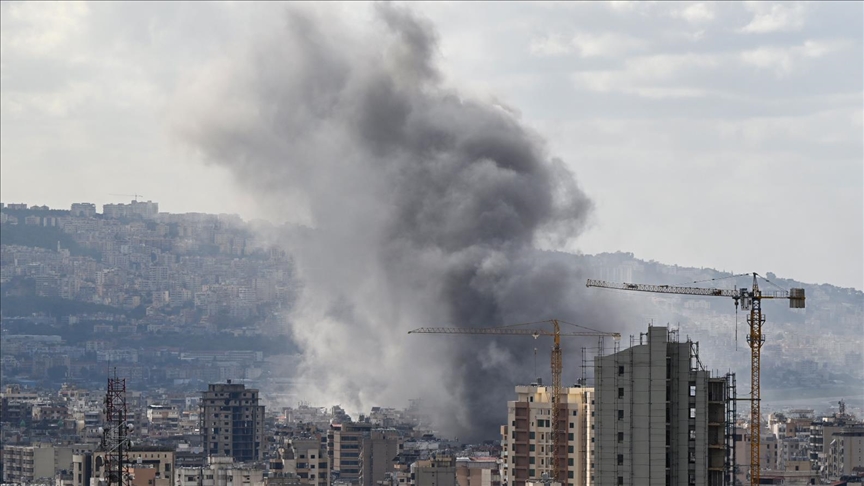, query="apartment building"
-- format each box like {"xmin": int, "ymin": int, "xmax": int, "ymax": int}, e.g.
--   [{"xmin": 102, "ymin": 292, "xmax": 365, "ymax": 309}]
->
[
  {"xmin": 175, "ymin": 456, "xmax": 265, "ymax": 486},
  {"xmin": 825, "ymin": 426, "xmax": 864, "ymax": 480},
  {"xmin": 74, "ymin": 447, "xmax": 175, "ymax": 486},
  {"xmin": 327, "ymin": 422, "xmax": 401, "ymax": 486},
  {"xmin": 594, "ymin": 326, "xmax": 730, "ymax": 486},
  {"xmin": 500, "ymin": 383, "xmax": 594, "ymax": 486},
  {"xmin": 328, "ymin": 421, "xmax": 371, "ymax": 485},
  {"xmin": 414, "ymin": 456, "xmax": 457, "ymax": 486},
  {"xmin": 200, "ymin": 381, "xmax": 266, "ymax": 462},
  {"xmin": 2, "ymin": 444, "xmax": 72, "ymax": 484},
  {"xmin": 287, "ymin": 436, "xmax": 328, "ymax": 486},
  {"xmin": 455, "ymin": 456, "xmax": 501, "ymax": 486}
]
